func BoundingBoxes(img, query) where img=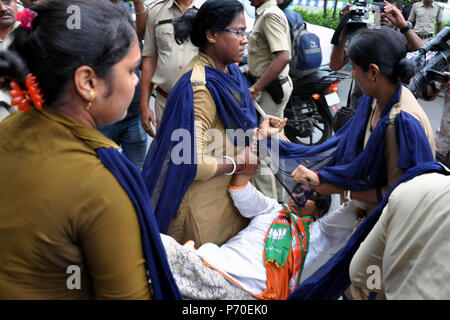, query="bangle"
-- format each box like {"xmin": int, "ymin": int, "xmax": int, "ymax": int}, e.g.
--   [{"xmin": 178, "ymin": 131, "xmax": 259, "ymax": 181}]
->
[
  {"xmin": 136, "ymin": 8, "xmax": 147, "ymax": 15},
  {"xmin": 313, "ymin": 170, "xmax": 321, "ymax": 186},
  {"xmin": 135, "ymin": 4, "xmax": 147, "ymax": 15},
  {"xmin": 235, "ymin": 160, "xmax": 247, "ymax": 173},
  {"xmin": 223, "ymin": 156, "xmax": 236, "ymax": 175}
]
